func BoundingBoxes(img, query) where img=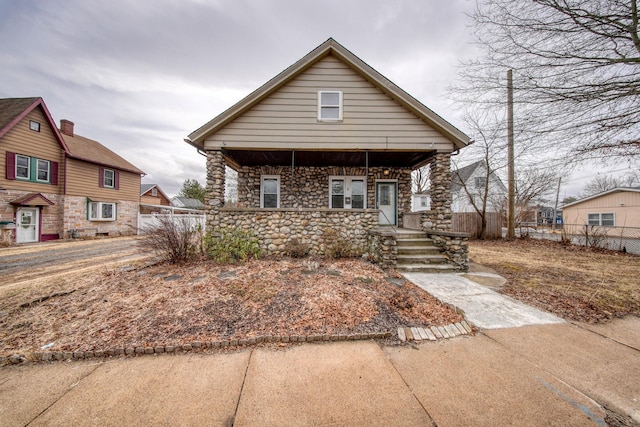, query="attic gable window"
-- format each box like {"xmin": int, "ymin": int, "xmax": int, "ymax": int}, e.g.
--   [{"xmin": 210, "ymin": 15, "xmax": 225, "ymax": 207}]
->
[
  {"xmin": 29, "ymin": 120, "xmax": 40, "ymax": 132},
  {"xmin": 318, "ymin": 91, "xmax": 343, "ymax": 121}
]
